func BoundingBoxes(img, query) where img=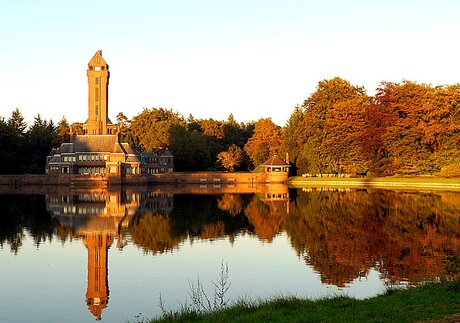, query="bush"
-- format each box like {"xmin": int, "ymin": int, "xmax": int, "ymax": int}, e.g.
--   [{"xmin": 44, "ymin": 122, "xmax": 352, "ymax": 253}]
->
[{"xmin": 439, "ymin": 163, "xmax": 460, "ymax": 178}]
